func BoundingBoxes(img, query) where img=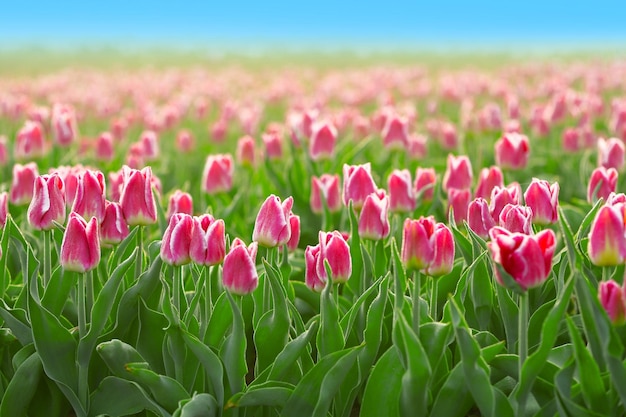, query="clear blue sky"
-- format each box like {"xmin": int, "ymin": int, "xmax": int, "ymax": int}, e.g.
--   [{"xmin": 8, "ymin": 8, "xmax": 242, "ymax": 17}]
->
[{"xmin": 1, "ymin": 1, "xmax": 625, "ymax": 51}]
